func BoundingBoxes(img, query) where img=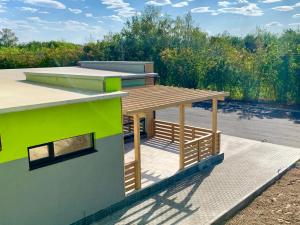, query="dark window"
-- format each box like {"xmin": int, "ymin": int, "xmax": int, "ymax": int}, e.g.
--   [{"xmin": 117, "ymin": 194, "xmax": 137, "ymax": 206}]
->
[{"xmin": 28, "ymin": 133, "xmax": 95, "ymax": 170}]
